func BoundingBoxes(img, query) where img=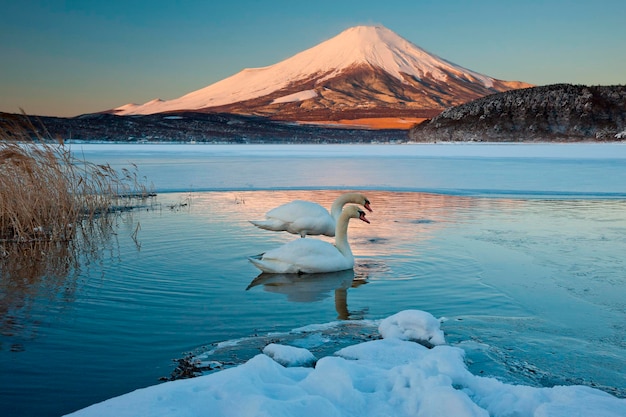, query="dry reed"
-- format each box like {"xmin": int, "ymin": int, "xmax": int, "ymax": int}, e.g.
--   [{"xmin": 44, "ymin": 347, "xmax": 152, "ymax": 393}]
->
[
  {"xmin": 0, "ymin": 113, "xmax": 153, "ymax": 244},
  {"xmin": 0, "ymin": 113, "xmax": 155, "ymax": 336}
]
